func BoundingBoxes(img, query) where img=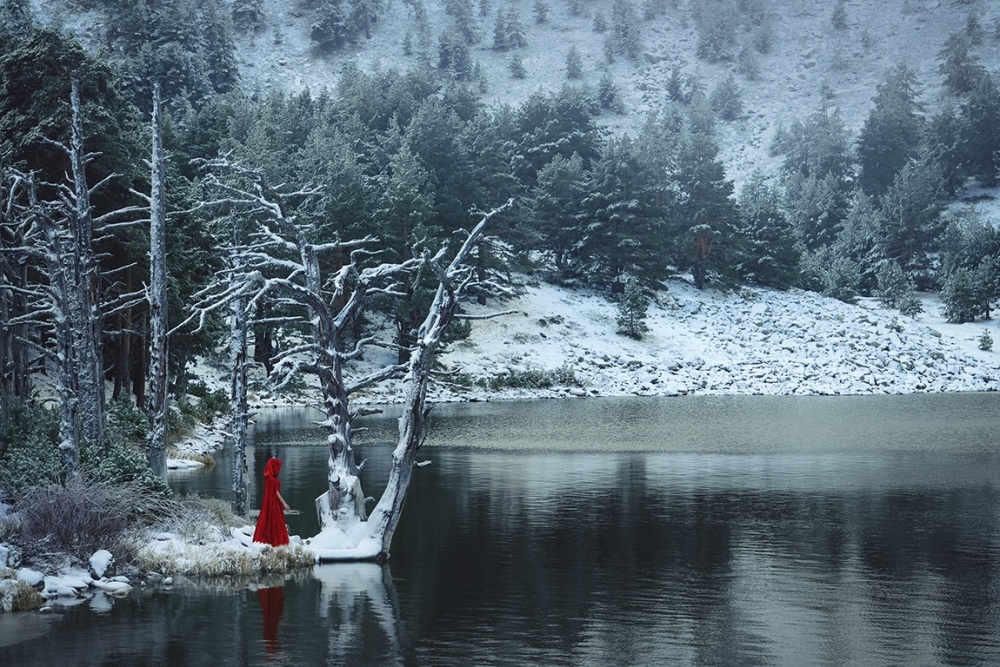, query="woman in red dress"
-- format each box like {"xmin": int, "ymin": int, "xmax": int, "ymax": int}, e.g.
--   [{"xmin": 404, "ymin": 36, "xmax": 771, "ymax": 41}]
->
[{"xmin": 253, "ymin": 456, "xmax": 291, "ymax": 546}]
